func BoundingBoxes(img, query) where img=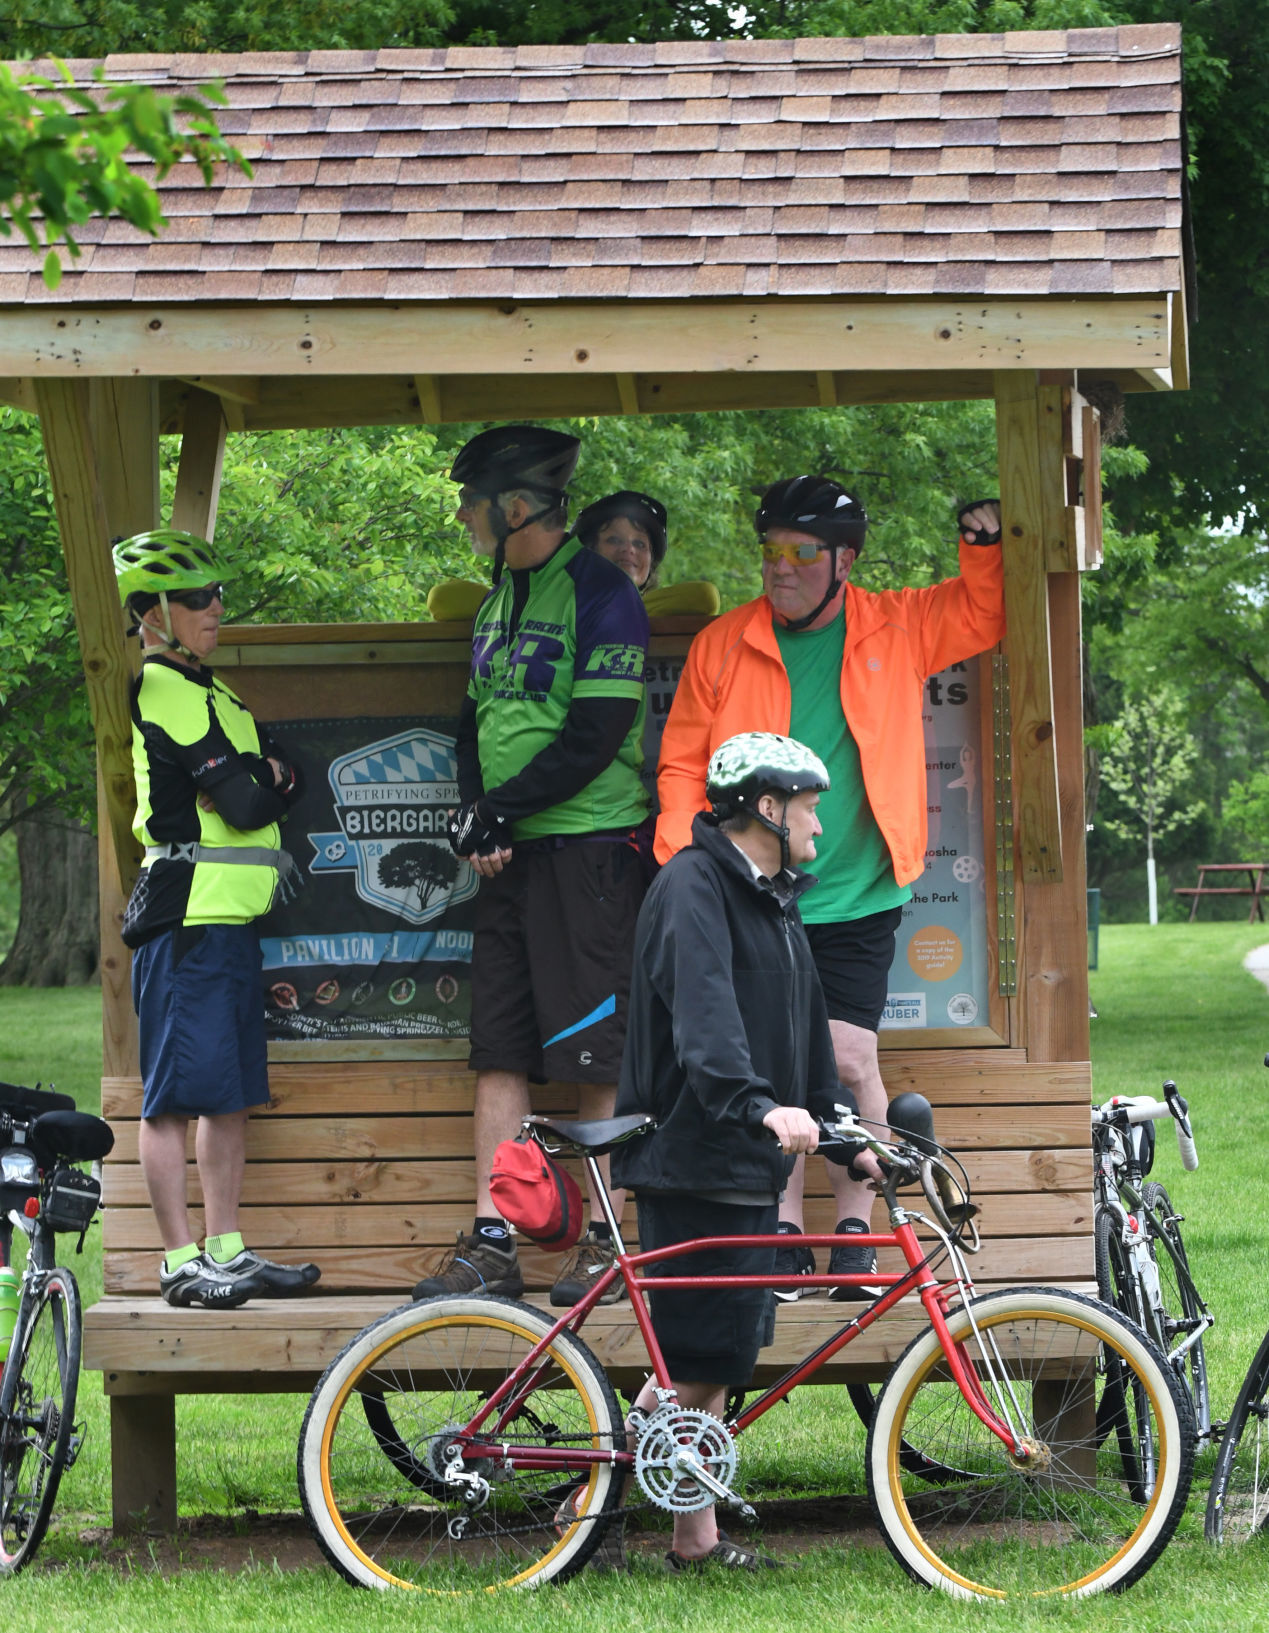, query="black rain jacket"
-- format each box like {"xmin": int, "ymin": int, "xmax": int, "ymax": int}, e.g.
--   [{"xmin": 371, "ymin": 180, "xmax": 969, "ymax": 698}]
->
[{"xmin": 611, "ymin": 811, "xmax": 847, "ymax": 1197}]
